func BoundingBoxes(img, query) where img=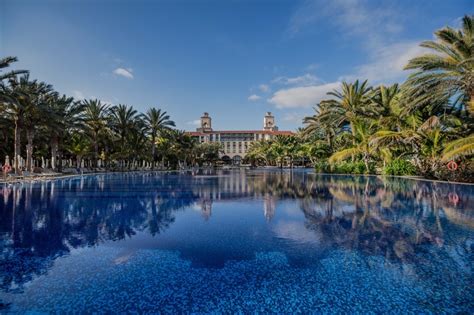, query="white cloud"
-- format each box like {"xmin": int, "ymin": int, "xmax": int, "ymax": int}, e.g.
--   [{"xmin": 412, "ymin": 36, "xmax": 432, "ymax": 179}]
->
[
  {"xmin": 248, "ymin": 94, "xmax": 261, "ymax": 101},
  {"xmin": 286, "ymin": 1, "xmax": 426, "ymax": 85},
  {"xmin": 272, "ymin": 73, "xmax": 321, "ymax": 86},
  {"xmin": 72, "ymin": 90, "xmax": 85, "ymax": 100},
  {"xmin": 341, "ymin": 41, "xmax": 426, "ymax": 83},
  {"xmin": 113, "ymin": 67, "xmax": 134, "ymax": 79},
  {"xmin": 186, "ymin": 120, "xmax": 201, "ymax": 126},
  {"xmin": 259, "ymin": 84, "xmax": 270, "ymax": 93},
  {"xmin": 273, "ymin": 221, "xmax": 320, "ymax": 244},
  {"xmin": 268, "ymin": 82, "xmax": 340, "ymax": 109}
]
